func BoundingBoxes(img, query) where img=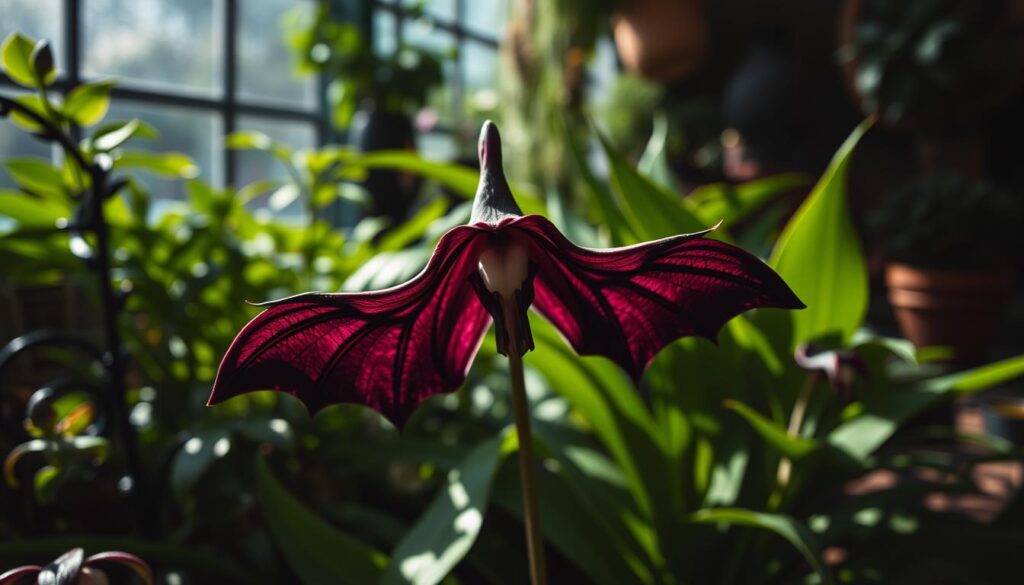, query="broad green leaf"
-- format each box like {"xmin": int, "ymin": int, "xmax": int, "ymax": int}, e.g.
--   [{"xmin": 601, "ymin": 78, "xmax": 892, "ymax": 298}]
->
[
  {"xmin": 341, "ymin": 249, "xmax": 431, "ymax": 292},
  {"xmin": 268, "ymin": 184, "xmax": 301, "ymax": 211},
  {"xmin": 63, "ymin": 81, "xmax": 116, "ymax": 127},
  {"xmin": 355, "ymin": 151, "xmax": 480, "ymax": 198},
  {"xmin": 255, "ymin": 456, "xmax": 387, "ymax": 585},
  {"xmin": 378, "ymin": 197, "xmax": 447, "ymax": 252},
  {"xmin": 829, "ymin": 354, "xmax": 1024, "ymax": 461},
  {"xmin": 383, "ymin": 431, "xmax": 510, "ymax": 585},
  {"xmin": 770, "ymin": 120, "xmax": 872, "ymax": 346},
  {"xmin": 637, "ymin": 113, "xmax": 679, "ymax": 194},
  {"xmin": 691, "ymin": 508, "xmax": 834, "ymax": 585},
  {"xmin": 225, "ymin": 130, "xmax": 274, "ymax": 150},
  {"xmin": 562, "ymin": 118, "xmax": 632, "ymax": 245},
  {"xmin": 724, "ymin": 400, "xmax": 820, "ymax": 461},
  {"xmin": 4, "ymin": 158, "xmax": 66, "ymax": 199},
  {"xmin": 91, "ymin": 119, "xmax": 157, "ymax": 152},
  {"xmin": 0, "ymin": 191, "xmax": 68, "ymax": 227},
  {"xmin": 115, "ymin": 151, "xmax": 199, "ymax": 178},
  {"xmin": 596, "ymin": 129, "xmax": 708, "ymax": 241},
  {"xmin": 527, "ymin": 318, "xmax": 669, "ymax": 524},
  {"xmin": 1, "ymin": 33, "xmax": 38, "ymax": 88},
  {"xmin": 687, "ymin": 173, "xmax": 810, "ymax": 227}
]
